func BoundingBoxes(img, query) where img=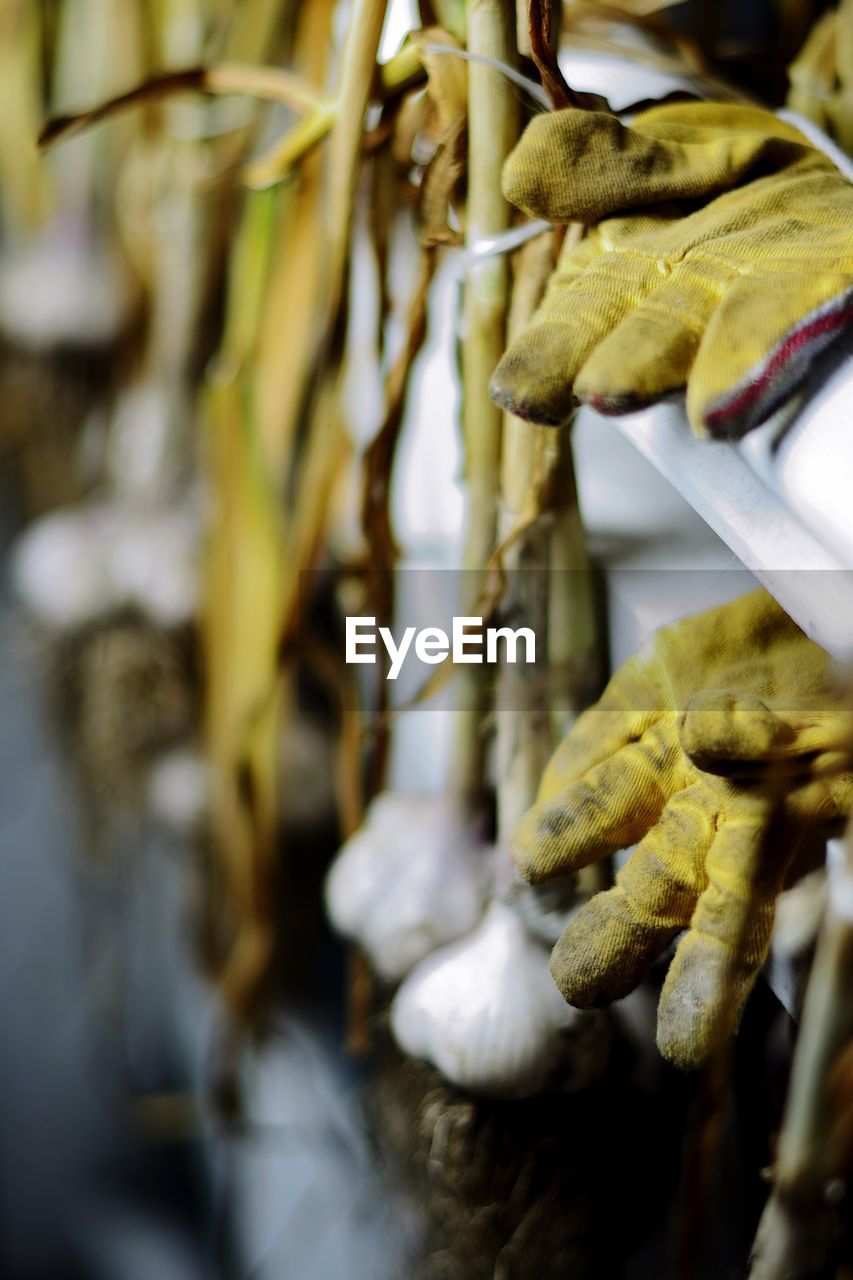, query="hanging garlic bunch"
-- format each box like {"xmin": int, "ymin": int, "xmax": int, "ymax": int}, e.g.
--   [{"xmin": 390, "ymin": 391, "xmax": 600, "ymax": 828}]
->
[{"xmin": 325, "ymin": 791, "xmax": 491, "ymax": 982}]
